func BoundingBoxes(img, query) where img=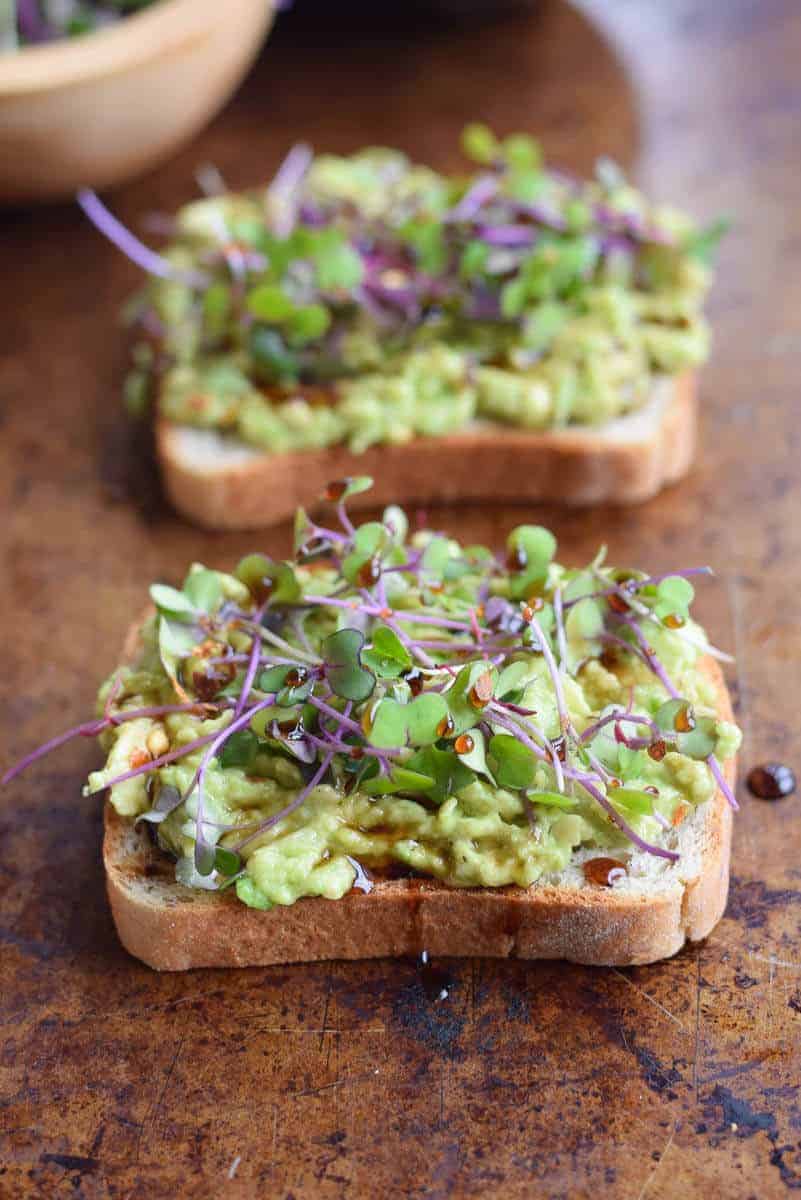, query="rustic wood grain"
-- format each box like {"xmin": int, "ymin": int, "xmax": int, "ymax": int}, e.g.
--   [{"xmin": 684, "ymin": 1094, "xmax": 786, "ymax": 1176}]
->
[{"xmin": 2, "ymin": 0, "xmax": 800, "ymax": 1195}]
